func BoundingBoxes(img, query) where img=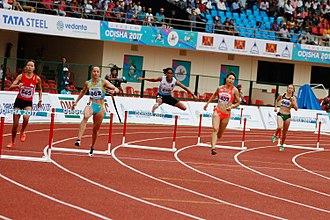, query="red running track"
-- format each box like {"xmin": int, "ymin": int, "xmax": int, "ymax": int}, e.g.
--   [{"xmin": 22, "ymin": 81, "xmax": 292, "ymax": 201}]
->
[{"xmin": 0, "ymin": 123, "xmax": 330, "ymax": 219}]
